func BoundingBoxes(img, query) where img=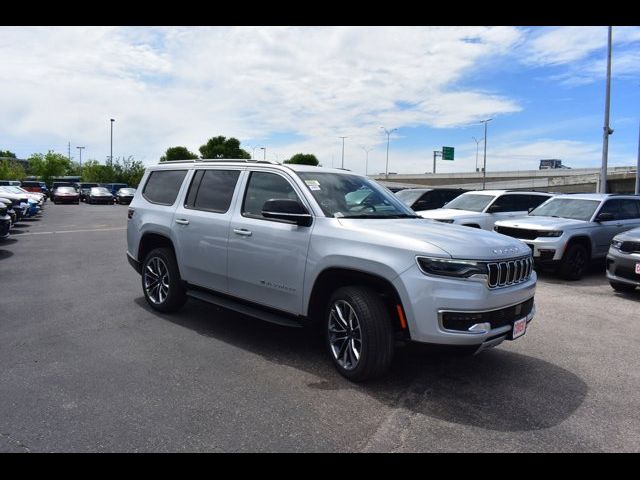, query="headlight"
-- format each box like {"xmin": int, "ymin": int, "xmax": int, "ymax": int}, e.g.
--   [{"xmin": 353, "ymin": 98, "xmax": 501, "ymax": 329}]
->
[
  {"xmin": 537, "ymin": 230, "xmax": 563, "ymax": 237},
  {"xmin": 611, "ymin": 239, "xmax": 623, "ymax": 249},
  {"xmin": 436, "ymin": 219, "xmax": 455, "ymax": 224},
  {"xmin": 417, "ymin": 256, "xmax": 488, "ymax": 278}
]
